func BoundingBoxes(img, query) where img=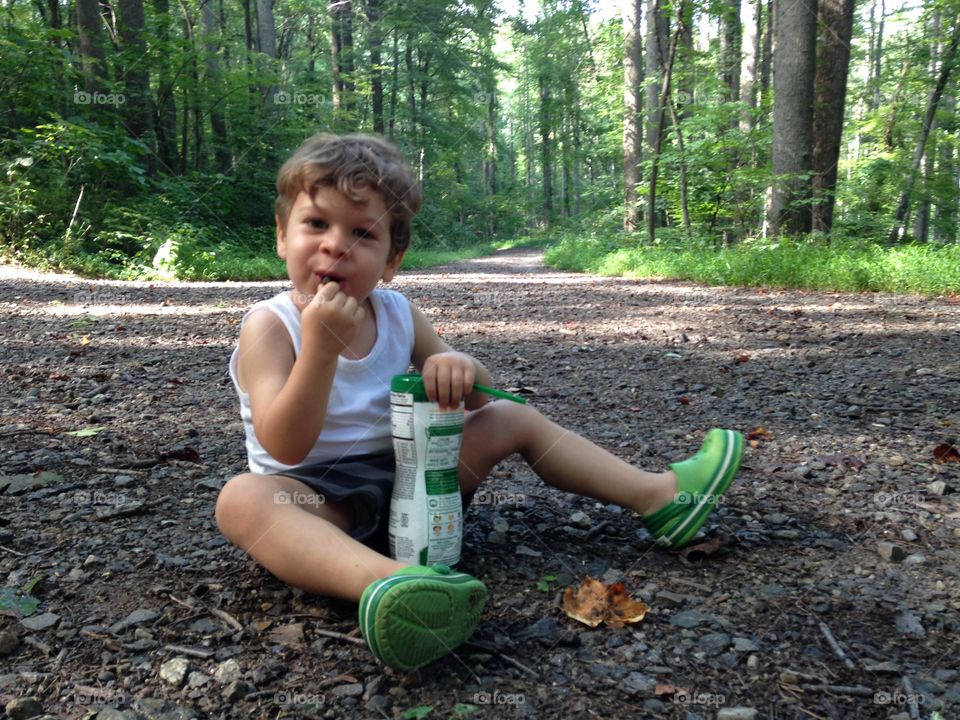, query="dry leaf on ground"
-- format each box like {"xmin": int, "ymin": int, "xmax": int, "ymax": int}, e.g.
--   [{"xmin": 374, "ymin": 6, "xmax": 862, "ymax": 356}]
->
[{"xmin": 562, "ymin": 577, "xmax": 648, "ymax": 628}]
